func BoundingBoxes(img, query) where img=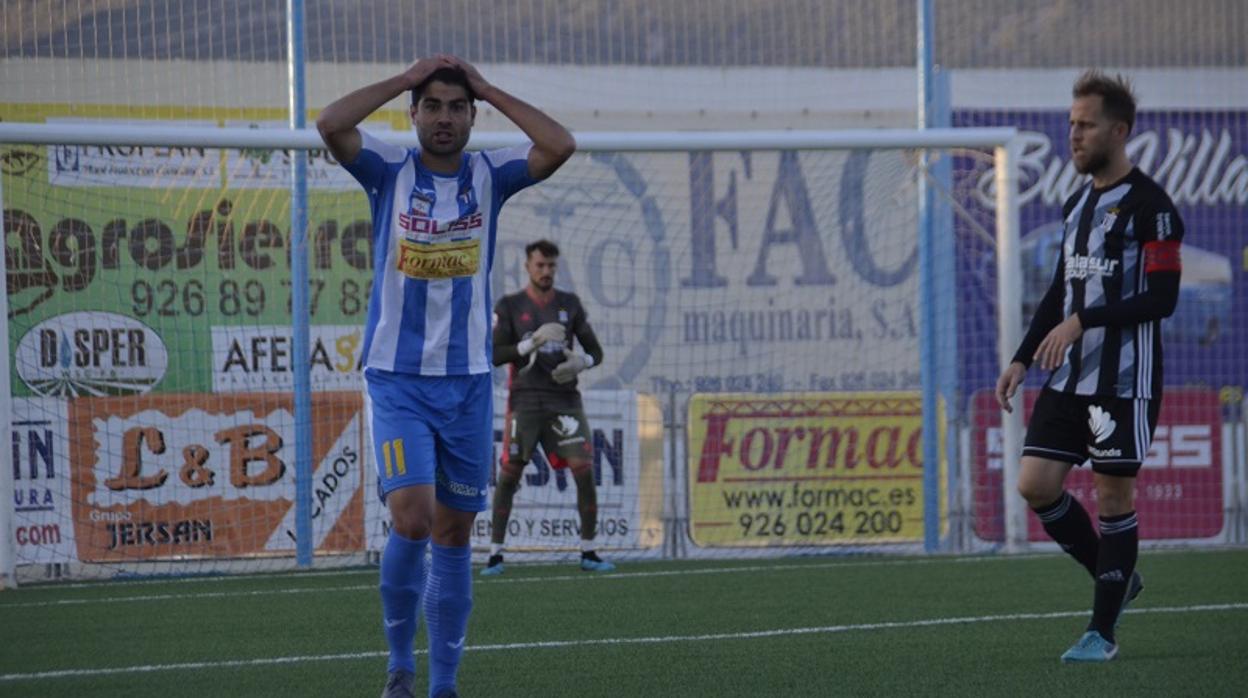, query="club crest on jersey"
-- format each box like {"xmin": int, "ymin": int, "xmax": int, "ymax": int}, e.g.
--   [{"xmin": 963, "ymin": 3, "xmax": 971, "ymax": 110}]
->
[
  {"xmin": 1098, "ymin": 208, "xmax": 1119, "ymax": 233},
  {"xmin": 457, "ymin": 185, "xmax": 476, "ymax": 210},
  {"xmin": 409, "ymin": 190, "xmax": 433, "ymax": 217}
]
